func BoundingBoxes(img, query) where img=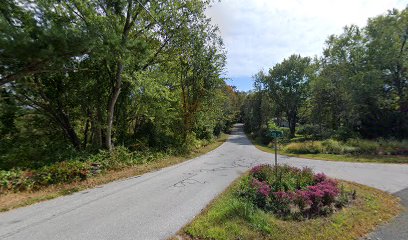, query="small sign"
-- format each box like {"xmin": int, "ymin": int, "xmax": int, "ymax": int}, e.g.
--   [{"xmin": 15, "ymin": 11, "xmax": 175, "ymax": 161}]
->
[{"xmin": 270, "ymin": 130, "xmax": 283, "ymax": 138}]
